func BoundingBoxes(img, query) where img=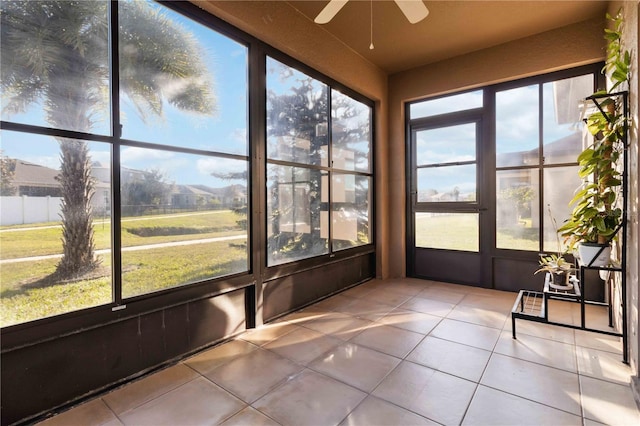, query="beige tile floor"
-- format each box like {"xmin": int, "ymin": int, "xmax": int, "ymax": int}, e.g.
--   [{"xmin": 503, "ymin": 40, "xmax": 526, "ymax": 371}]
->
[{"xmin": 38, "ymin": 278, "xmax": 640, "ymax": 426}]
